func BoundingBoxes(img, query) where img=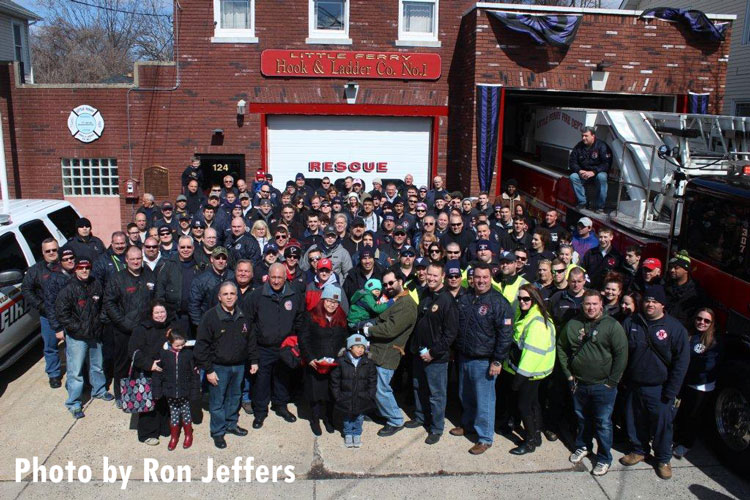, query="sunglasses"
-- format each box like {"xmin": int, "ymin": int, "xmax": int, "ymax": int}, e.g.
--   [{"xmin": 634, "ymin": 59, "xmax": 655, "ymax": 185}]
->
[
  {"xmin": 553, "ymin": 269, "xmax": 566, "ymax": 274},
  {"xmin": 179, "ymin": 245, "xmax": 193, "ymax": 249},
  {"xmin": 451, "ymin": 223, "xmax": 463, "ymax": 227},
  {"xmin": 423, "ymin": 222, "xmax": 435, "ymax": 226},
  {"xmin": 447, "ymin": 250, "xmax": 461, "ymax": 255},
  {"xmin": 77, "ymin": 266, "xmax": 92, "ymax": 270},
  {"xmin": 61, "ymin": 256, "xmax": 75, "ymax": 262},
  {"xmin": 518, "ymin": 296, "xmax": 532, "ymax": 303},
  {"xmin": 144, "ymin": 244, "xmax": 158, "ymax": 249},
  {"xmin": 447, "ymin": 274, "xmax": 461, "ymax": 279},
  {"xmin": 695, "ymin": 317, "xmax": 712, "ymax": 324},
  {"xmin": 285, "ymin": 255, "xmax": 299, "ymax": 260},
  {"xmin": 309, "ymin": 256, "xmax": 320, "ymax": 262},
  {"xmin": 429, "ymin": 249, "xmax": 441, "ymax": 254},
  {"xmin": 213, "ymin": 255, "xmax": 228, "ymax": 261},
  {"xmin": 44, "ymin": 248, "xmax": 59, "ymax": 254},
  {"xmin": 383, "ymin": 280, "xmax": 397, "ymax": 287},
  {"xmin": 516, "ymin": 256, "xmax": 528, "ymax": 262},
  {"xmin": 261, "ymin": 190, "xmax": 270, "ymax": 194},
  {"xmin": 318, "ymin": 268, "xmax": 331, "ymax": 273}
]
